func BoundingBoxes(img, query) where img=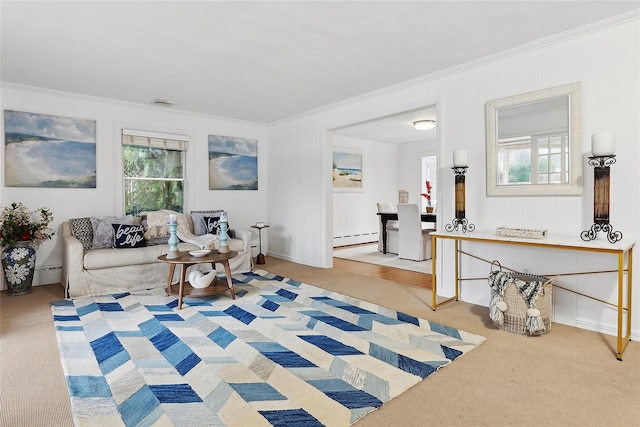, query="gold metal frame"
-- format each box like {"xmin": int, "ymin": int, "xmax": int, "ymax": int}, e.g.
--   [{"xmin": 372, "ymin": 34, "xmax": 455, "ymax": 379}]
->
[{"xmin": 430, "ymin": 231, "xmax": 634, "ymax": 361}]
